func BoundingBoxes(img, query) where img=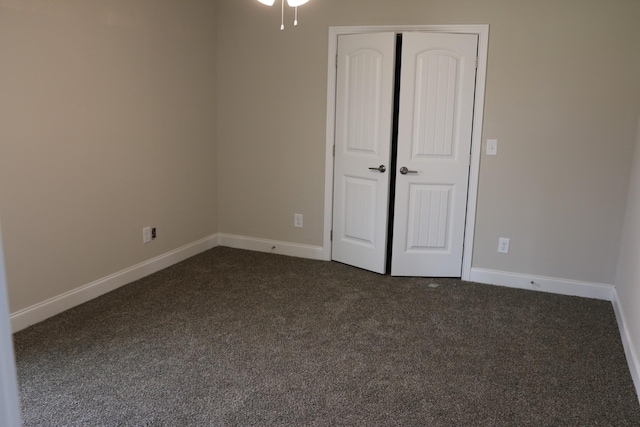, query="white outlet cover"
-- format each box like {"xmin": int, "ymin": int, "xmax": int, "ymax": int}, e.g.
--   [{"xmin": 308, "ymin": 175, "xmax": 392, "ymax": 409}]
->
[
  {"xmin": 498, "ymin": 237, "xmax": 510, "ymax": 253},
  {"xmin": 143, "ymin": 227, "xmax": 151, "ymax": 244}
]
